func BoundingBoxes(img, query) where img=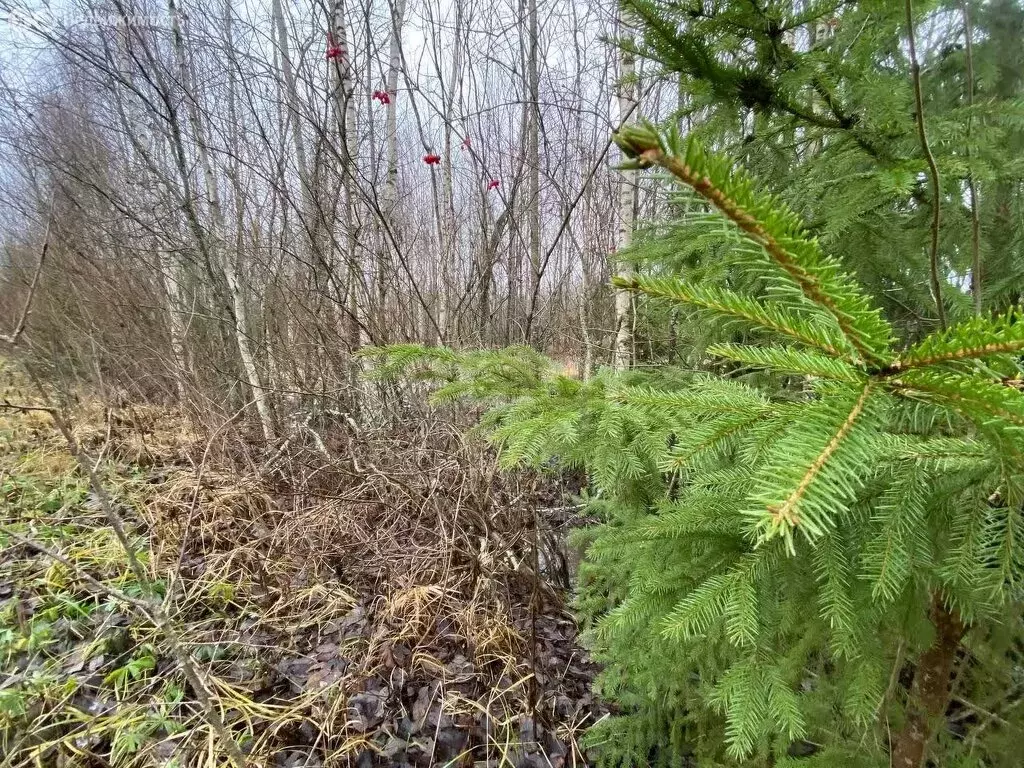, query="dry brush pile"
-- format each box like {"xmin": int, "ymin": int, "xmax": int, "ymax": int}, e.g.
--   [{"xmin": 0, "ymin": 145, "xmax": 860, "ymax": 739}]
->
[{"xmin": 1, "ymin": 363, "xmax": 605, "ymax": 768}]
